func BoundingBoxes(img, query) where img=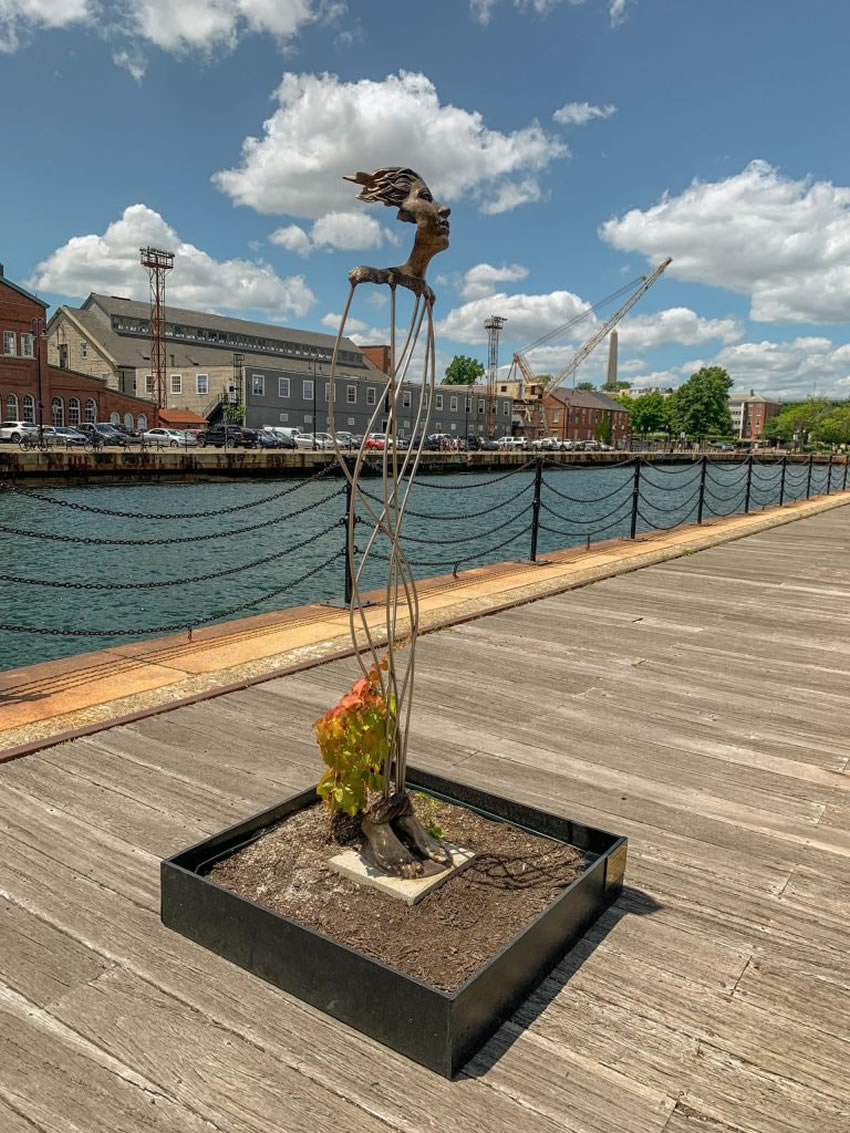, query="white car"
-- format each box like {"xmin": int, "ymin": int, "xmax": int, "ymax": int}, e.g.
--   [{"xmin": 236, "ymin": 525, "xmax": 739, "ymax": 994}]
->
[
  {"xmin": 0, "ymin": 420, "xmax": 37, "ymax": 443},
  {"xmin": 141, "ymin": 428, "xmax": 197, "ymax": 447},
  {"xmin": 294, "ymin": 432, "xmax": 334, "ymax": 450}
]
